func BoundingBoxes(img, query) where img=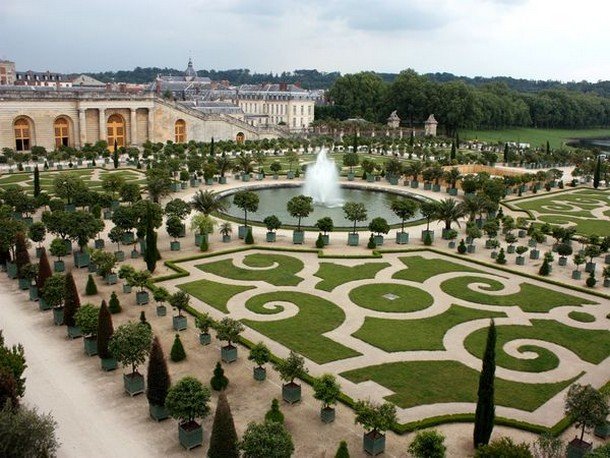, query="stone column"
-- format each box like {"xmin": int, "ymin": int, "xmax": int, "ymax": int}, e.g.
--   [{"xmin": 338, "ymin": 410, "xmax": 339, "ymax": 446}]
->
[
  {"xmin": 130, "ymin": 108, "xmax": 137, "ymax": 146},
  {"xmin": 98, "ymin": 108, "xmax": 106, "ymax": 142},
  {"xmin": 78, "ymin": 108, "xmax": 86, "ymax": 148},
  {"xmin": 147, "ymin": 108, "xmax": 154, "ymax": 143}
]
